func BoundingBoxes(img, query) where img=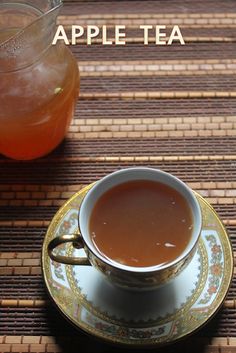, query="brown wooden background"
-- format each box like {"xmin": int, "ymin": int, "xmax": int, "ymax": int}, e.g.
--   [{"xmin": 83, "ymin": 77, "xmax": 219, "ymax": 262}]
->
[{"xmin": 1, "ymin": 0, "xmax": 236, "ymax": 352}]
